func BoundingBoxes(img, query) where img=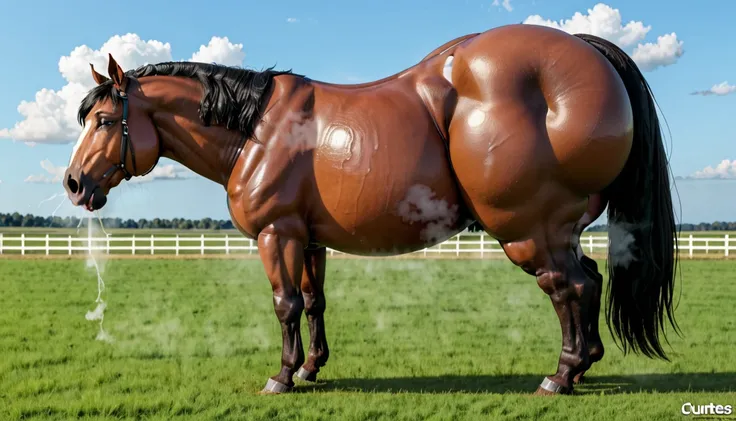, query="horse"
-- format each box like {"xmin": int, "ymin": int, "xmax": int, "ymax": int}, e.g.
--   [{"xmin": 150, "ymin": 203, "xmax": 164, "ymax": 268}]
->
[{"xmin": 63, "ymin": 24, "xmax": 679, "ymax": 395}]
